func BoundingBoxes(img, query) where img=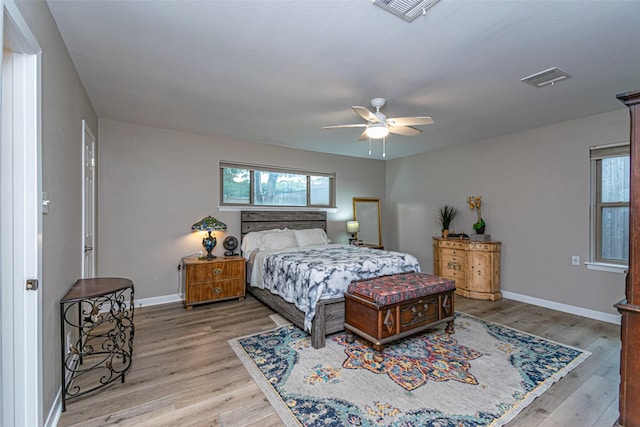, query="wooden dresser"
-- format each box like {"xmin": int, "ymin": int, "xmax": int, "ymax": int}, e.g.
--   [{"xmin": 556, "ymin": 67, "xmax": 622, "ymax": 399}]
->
[
  {"xmin": 432, "ymin": 237, "xmax": 501, "ymax": 300},
  {"xmin": 181, "ymin": 256, "xmax": 246, "ymax": 309}
]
